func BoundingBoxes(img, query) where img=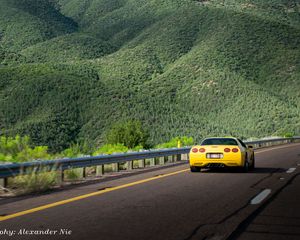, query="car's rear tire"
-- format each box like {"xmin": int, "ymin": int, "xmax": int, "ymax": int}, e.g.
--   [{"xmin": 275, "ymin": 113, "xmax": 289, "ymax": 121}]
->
[
  {"xmin": 242, "ymin": 154, "xmax": 249, "ymax": 172},
  {"xmin": 250, "ymin": 154, "xmax": 255, "ymax": 170},
  {"xmin": 190, "ymin": 166, "xmax": 201, "ymax": 172}
]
